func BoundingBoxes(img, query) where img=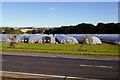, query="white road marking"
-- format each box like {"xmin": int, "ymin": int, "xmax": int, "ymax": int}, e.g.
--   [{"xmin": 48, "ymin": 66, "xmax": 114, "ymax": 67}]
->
[
  {"xmin": 80, "ymin": 64, "xmax": 88, "ymax": 67},
  {"xmin": 107, "ymin": 66, "xmax": 113, "ymax": 68},
  {"xmin": 43, "ymin": 62, "xmax": 46, "ymax": 64},
  {"xmin": 1, "ymin": 71, "xmax": 101, "ymax": 80},
  {"xmin": 94, "ymin": 65, "xmax": 113, "ymax": 68},
  {"xmin": 79, "ymin": 64, "xmax": 113, "ymax": 68},
  {"xmin": 0, "ymin": 60, "xmax": 6, "ymax": 61},
  {"xmin": 95, "ymin": 65, "xmax": 108, "ymax": 68},
  {"xmin": 87, "ymin": 65, "xmax": 93, "ymax": 67},
  {"xmin": 80, "ymin": 64, "xmax": 93, "ymax": 67}
]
